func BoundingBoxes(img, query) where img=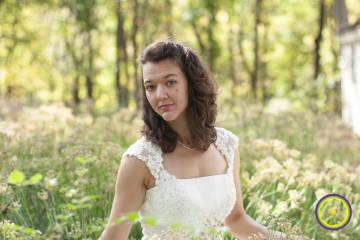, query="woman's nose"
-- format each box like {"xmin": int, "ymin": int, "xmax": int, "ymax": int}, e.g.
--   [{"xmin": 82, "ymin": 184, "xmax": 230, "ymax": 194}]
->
[{"xmin": 156, "ymin": 85, "xmax": 168, "ymax": 99}]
